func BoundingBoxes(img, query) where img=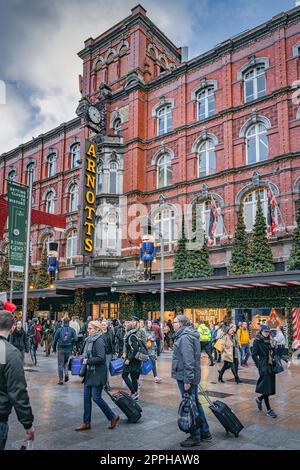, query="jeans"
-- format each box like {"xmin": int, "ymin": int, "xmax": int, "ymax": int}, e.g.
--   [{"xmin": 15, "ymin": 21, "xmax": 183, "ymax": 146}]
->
[
  {"xmin": 177, "ymin": 381, "xmax": 210, "ymax": 440},
  {"xmin": 150, "ymin": 356, "xmax": 158, "ymax": 378},
  {"xmin": 122, "ymin": 370, "xmax": 140, "ymax": 394},
  {"xmin": 57, "ymin": 350, "xmax": 71, "ymax": 382},
  {"xmin": 0, "ymin": 422, "xmax": 9, "ymax": 451},
  {"xmin": 83, "ymin": 384, "xmax": 115, "ymax": 424},
  {"xmin": 241, "ymin": 344, "xmax": 250, "ymax": 365}
]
